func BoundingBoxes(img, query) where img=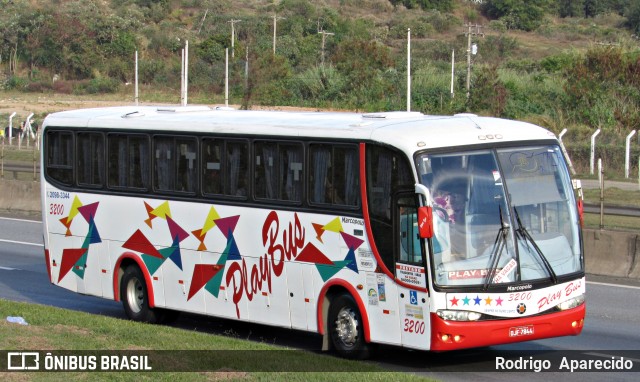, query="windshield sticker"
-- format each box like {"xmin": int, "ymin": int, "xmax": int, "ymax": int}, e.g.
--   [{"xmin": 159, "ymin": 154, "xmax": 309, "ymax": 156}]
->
[
  {"xmin": 493, "ymin": 259, "xmax": 517, "ymax": 283},
  {"xmin": 396, "ymin": 264, "xmax": 426, "ymax": 288},
  {"xmin": 448, "ymin": 269, "xmax": 490, "ymax": 280}
]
